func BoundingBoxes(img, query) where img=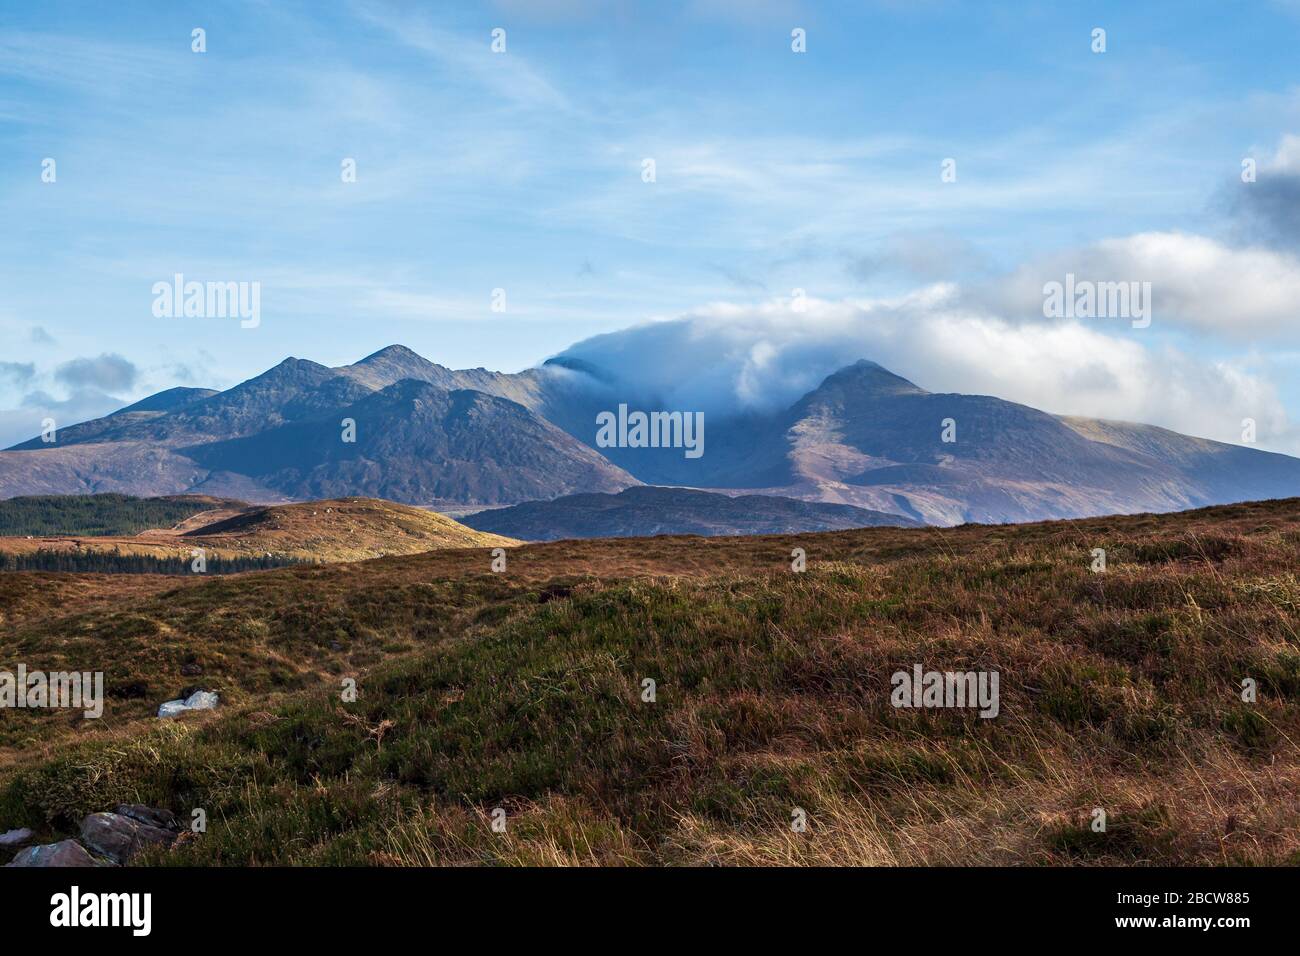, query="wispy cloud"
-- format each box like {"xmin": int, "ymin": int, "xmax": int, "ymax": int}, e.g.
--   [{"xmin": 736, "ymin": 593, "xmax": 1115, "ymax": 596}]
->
[
  {"xmin": 0, "ymin": 30, "xmax": 181, "ymax": 95},
  {"xmin": 350, "ymin": 0, "xmax": 575, "ymax": 113}
]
